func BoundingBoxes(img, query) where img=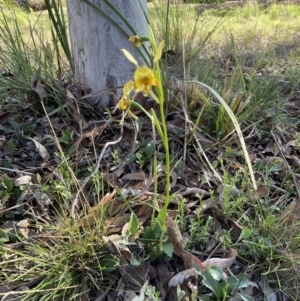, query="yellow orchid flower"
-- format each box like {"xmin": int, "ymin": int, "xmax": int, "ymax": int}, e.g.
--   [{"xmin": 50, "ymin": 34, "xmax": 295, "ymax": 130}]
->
[
  {"xmin": 118, "ymin": 95, "xmax": 131, "ymax": 111},
  {"xmin": 117, "ymin": 81, "xmax": 134, "ymax": 111},
  {"xmin": 129, "ymin": 35, "xmax": 143, "ymax": 47},
  {"xmin": 133, "ymin": 66, "xmax": 160, "ymax": 96}
]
